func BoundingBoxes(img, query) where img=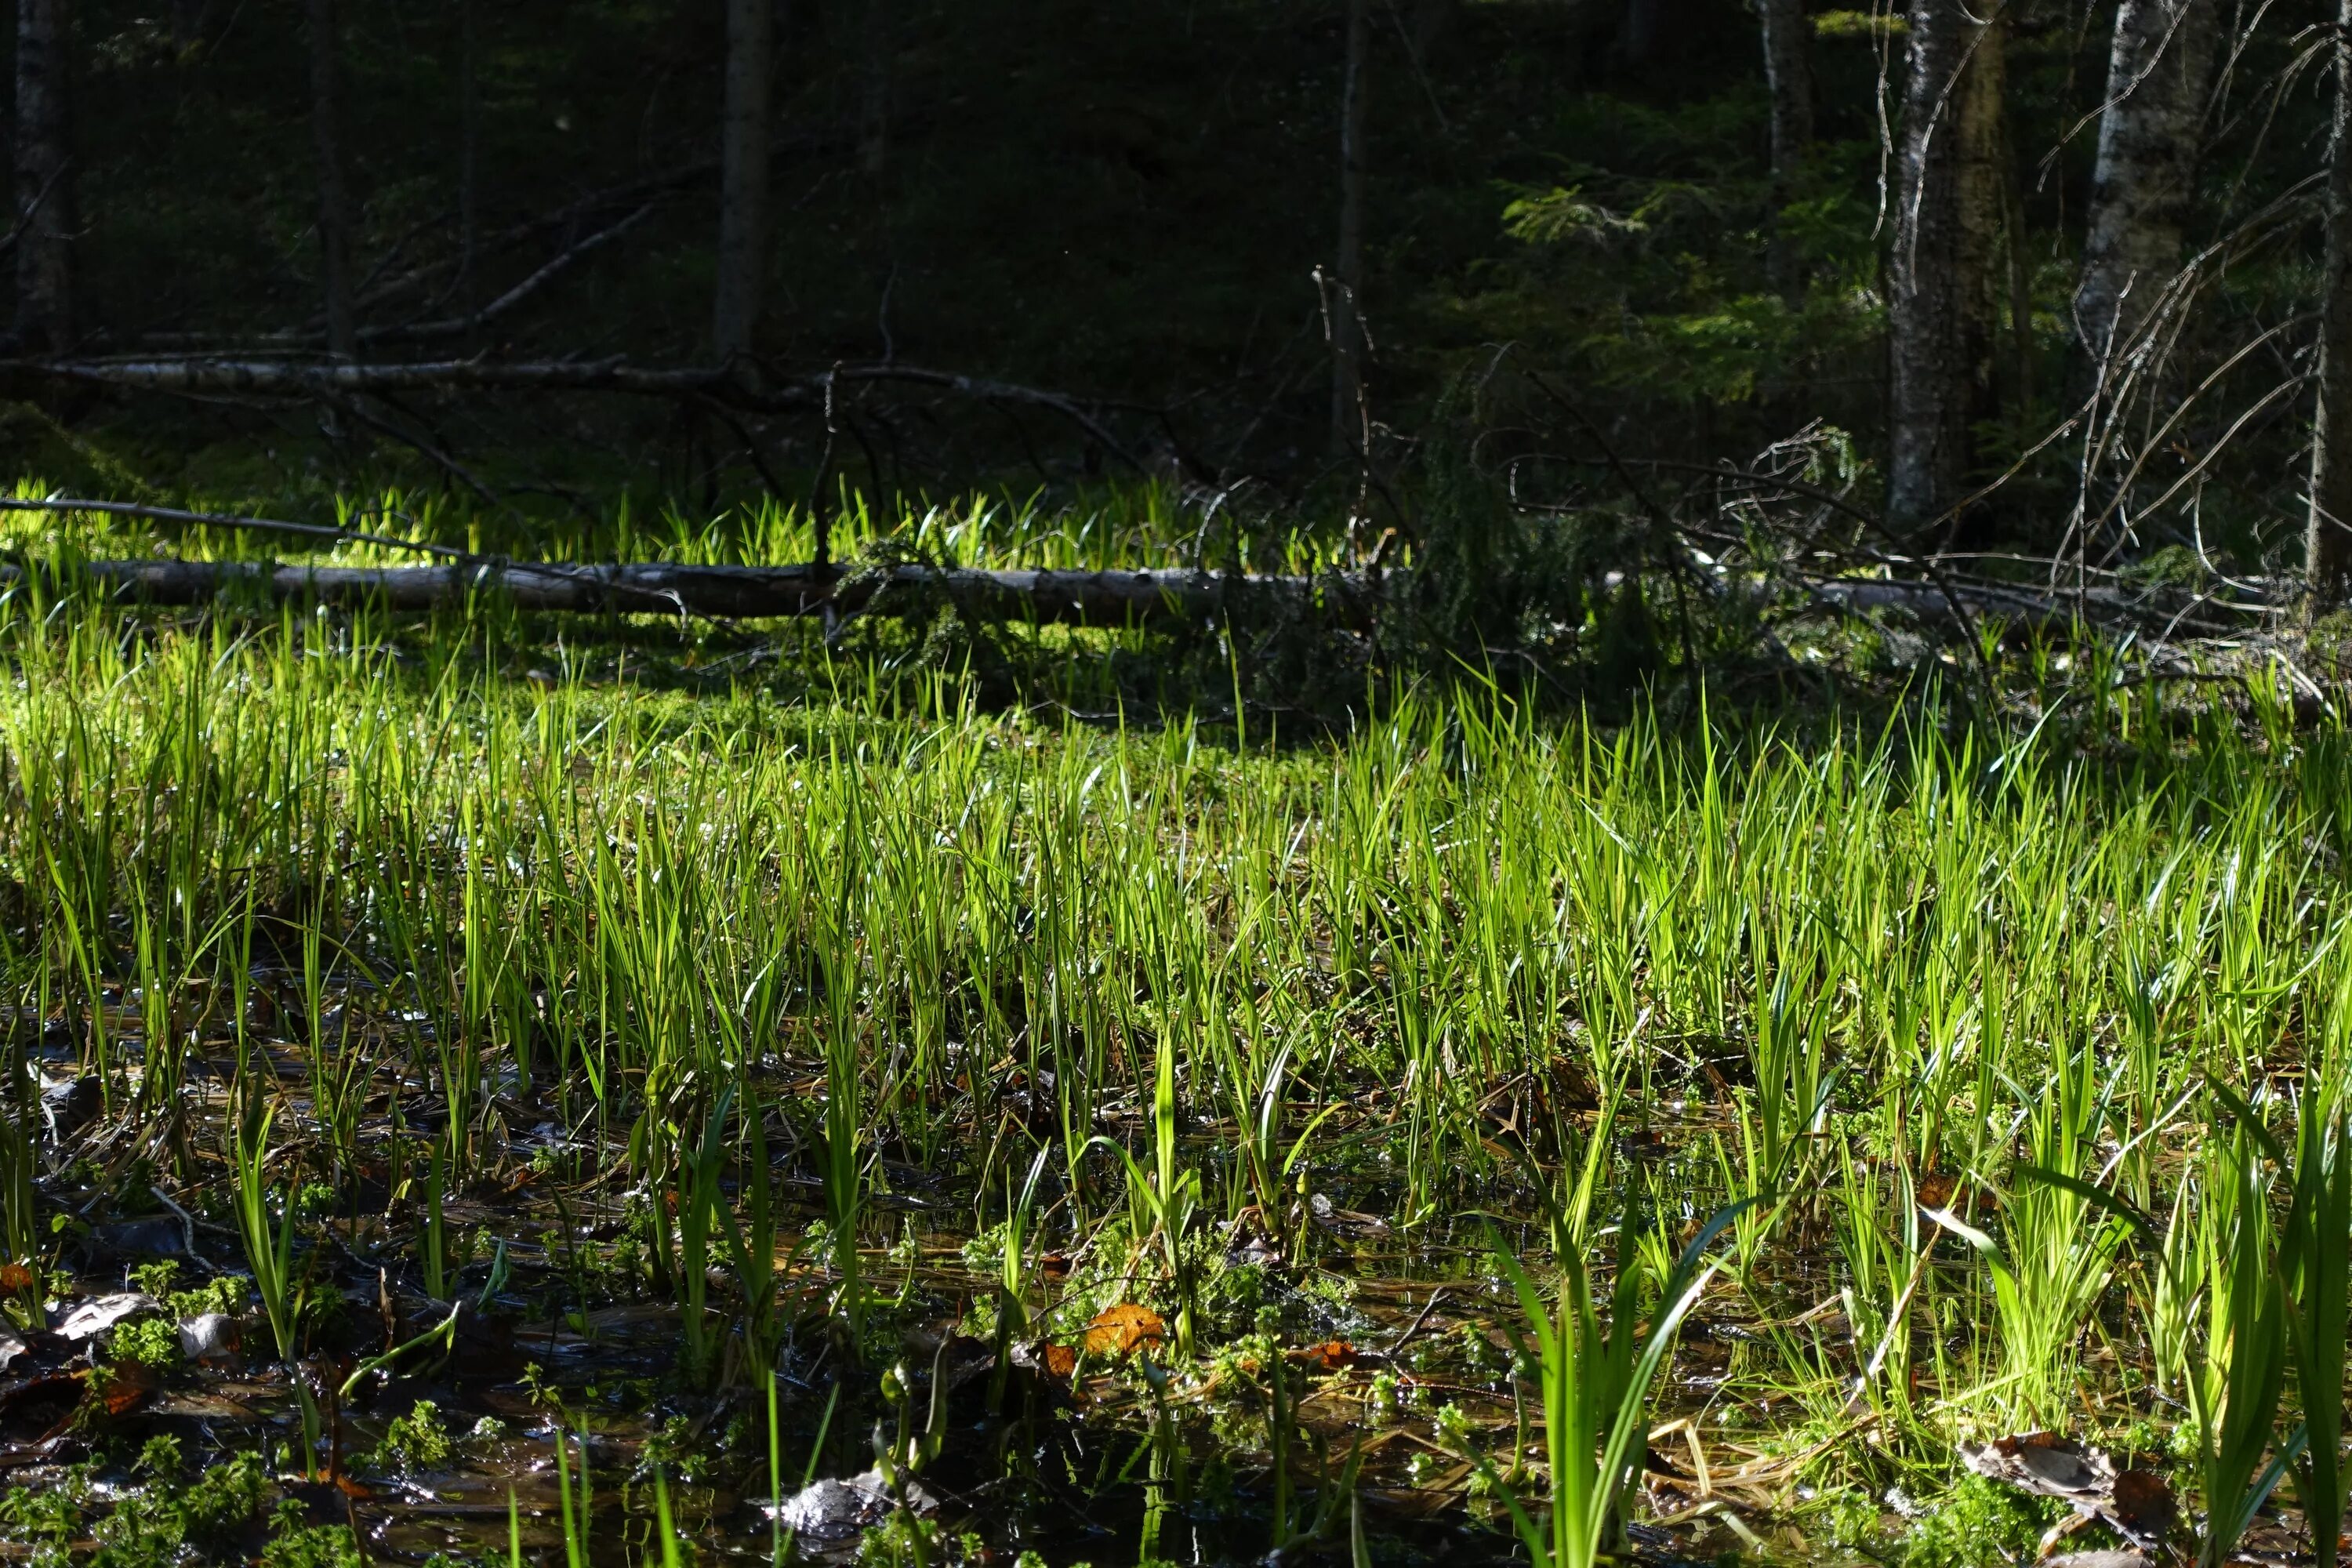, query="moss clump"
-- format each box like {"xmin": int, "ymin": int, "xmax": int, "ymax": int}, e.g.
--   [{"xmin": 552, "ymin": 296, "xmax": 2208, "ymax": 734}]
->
[{"xmin": 1897, "ymin": 1472, "xmax": 2060, "ymax": 1568}]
